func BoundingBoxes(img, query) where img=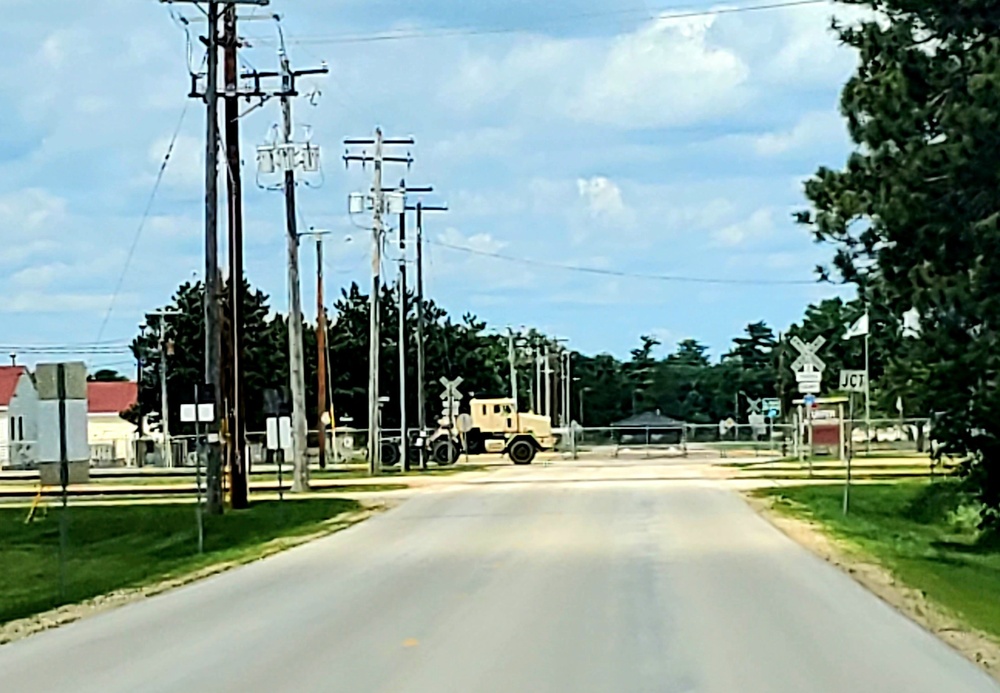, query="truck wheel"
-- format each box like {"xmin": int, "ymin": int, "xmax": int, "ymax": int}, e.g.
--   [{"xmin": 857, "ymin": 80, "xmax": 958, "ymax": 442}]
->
[
  {"xmin": 432, "ymin": 439, "xmax": 459, "ymax": 466},
  {"xmin": 508, "ymin": 439, "xmax": 536, "ymax": 465},
  {"xmin": 381, "ymin": 440, "xmax": 401, "ymax": 467}
]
